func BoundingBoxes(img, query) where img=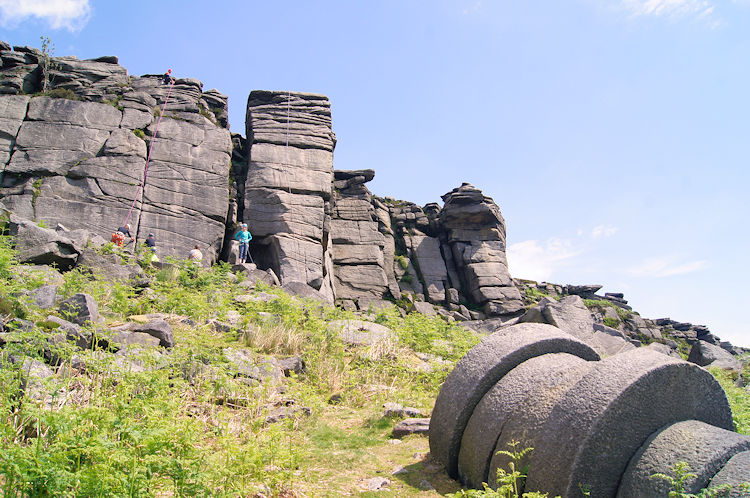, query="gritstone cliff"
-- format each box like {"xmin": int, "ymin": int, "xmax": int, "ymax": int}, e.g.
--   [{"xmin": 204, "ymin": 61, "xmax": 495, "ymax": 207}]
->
[{"xmin": 0, "ymin": 41, "xmax": 743, "ymax": 357}]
